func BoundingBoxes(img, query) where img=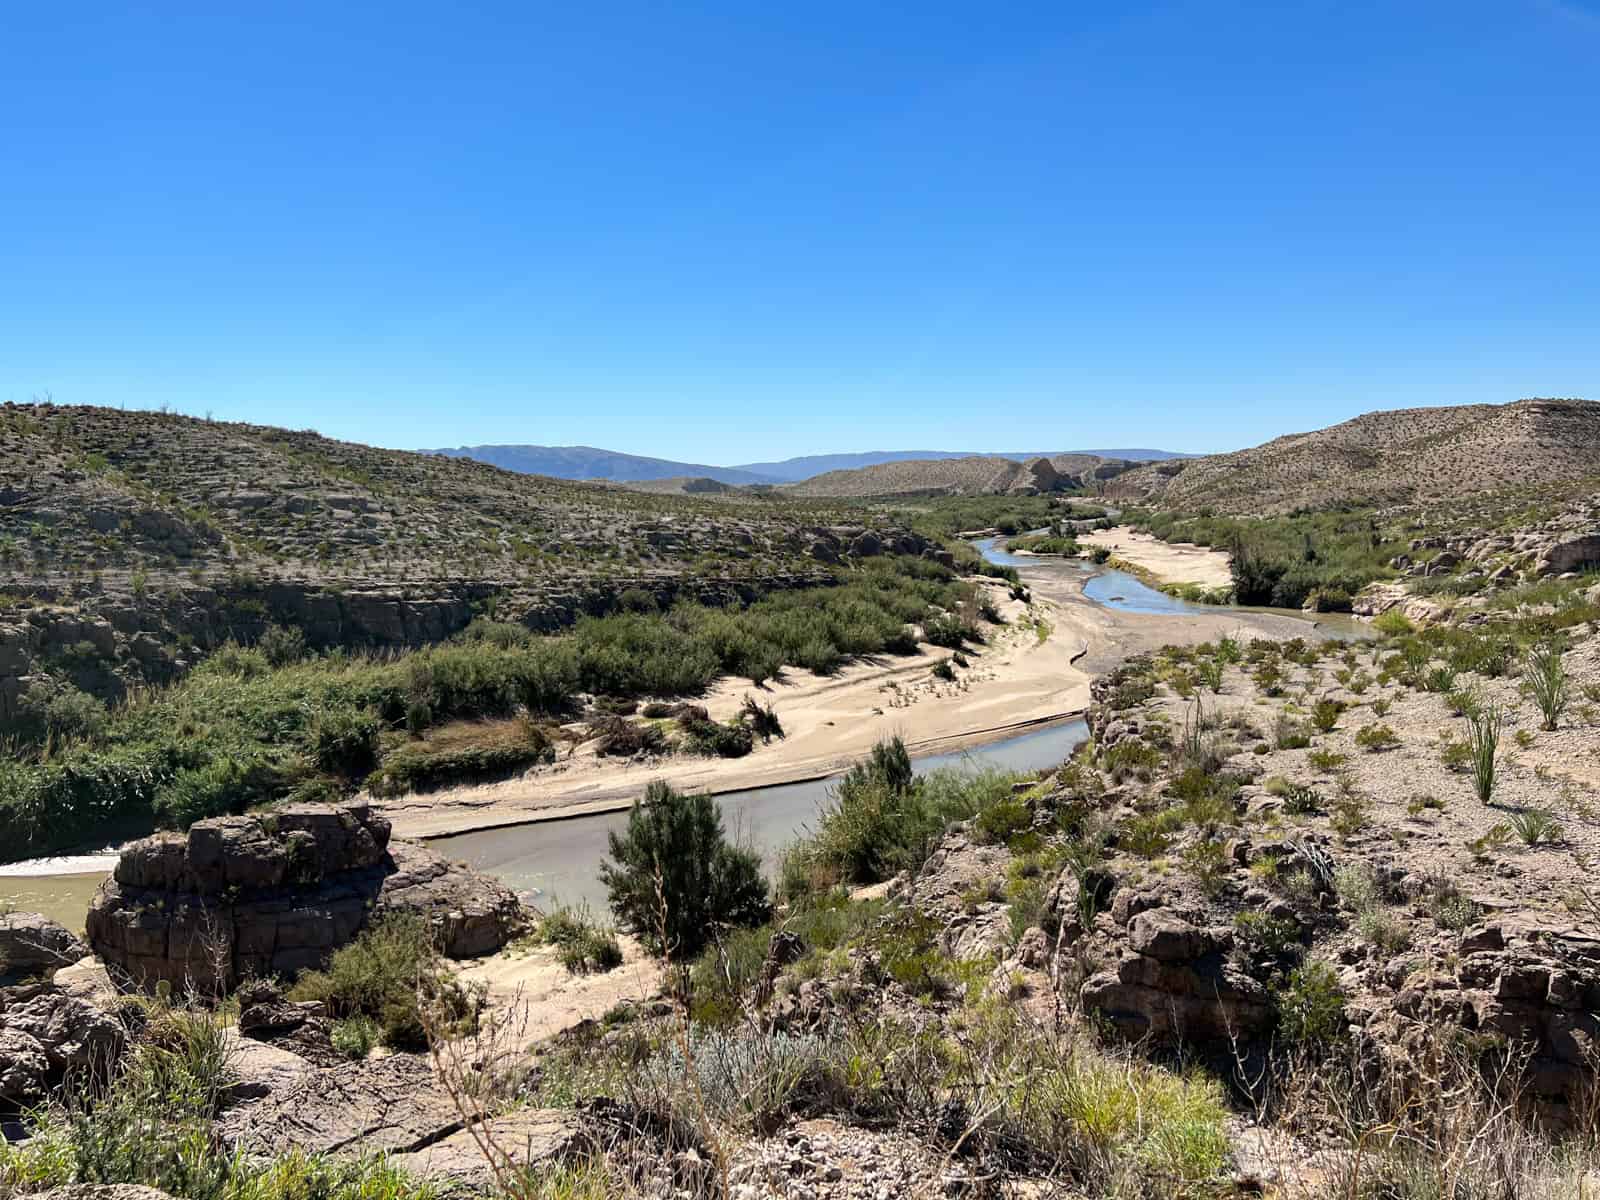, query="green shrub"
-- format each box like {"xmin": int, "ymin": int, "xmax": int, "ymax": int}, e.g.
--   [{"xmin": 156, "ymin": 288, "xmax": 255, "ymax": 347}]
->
[
  {"xmin": 1354, "ymin": 723, "xmax": 1400, "ymax": 752},
  {"xmin": 368, "ymin": 723, "xmax": 554, "ymax": 796},
  {"xmin": 600, "ymin": 782, "xmax": 771, "ymax": 959},
  {"xmin": 257, "ymin": 624, "xmax": 309, "ymax": 667},
  {"xmin": 1275, "ymin": 713, "xmax": 1313, "ymax": 750},
  {"xmin": 679, "ymin": 713, "xmax": 755, "ymax": 758},
  {"xmin": 1506, "ymin": 807, "xmax": 1562, "ymax": 846},
  {"xmin": 923, "ymin": 613, "xmax": 975, "ymax": 649},
  {"xmin": 1276, "ymin": 960, "xmax": 1346, "ymax": 1044},
  {"xmin": 12, "ymin": 677, "xmax": 109, "ymax": 745},
  {"xmin": 288, "ymin": 913, "xmax": 474, "ymax": 1050},
  {"xmin": 534, "ymin": 904, "xmax": 624, "ymax": 974},
  {"xmin": 1373, "ymin": 609, "xmax": 1414, "ymax": 638},
  {"xmin": 973, "ymin": 796, "xmax": 1032, "ymax": 846},
  {"xmin": 306, "ymin": 705, "xmax": 381, "ymax": 776},
  {"xmin": 331, "ymin": 1015, "xmax": 379, "ymax": 1059},
  {"xmin": 1311, "ymin": 699, "xmax": 1342, "ymax": 732}
]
